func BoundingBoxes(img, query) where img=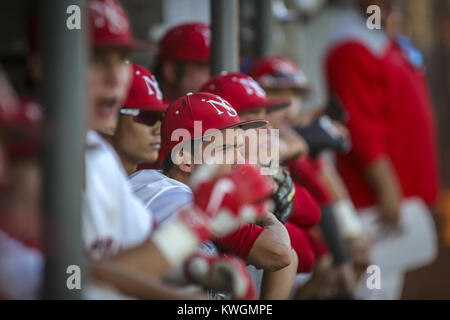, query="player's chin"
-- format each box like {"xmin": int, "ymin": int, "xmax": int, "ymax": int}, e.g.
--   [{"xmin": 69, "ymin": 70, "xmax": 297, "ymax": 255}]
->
[
  {"xmin": 92, "ymin": 114, "xmax": 119, "ymax": 136},
  {"xmin": 144, "ymin": 148, "xmax": 160, "ymax": 163}
]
